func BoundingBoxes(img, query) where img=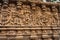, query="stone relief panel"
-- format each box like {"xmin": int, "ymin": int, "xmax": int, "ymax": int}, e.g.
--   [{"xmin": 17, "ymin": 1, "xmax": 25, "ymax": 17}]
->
[
  {"xmin": 0, "ymin": 0, "xmax": 59, "ymax": 40},
  {"xmin": 0, "ymin": 4, "xmax": 58, "ymax": 26}
]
